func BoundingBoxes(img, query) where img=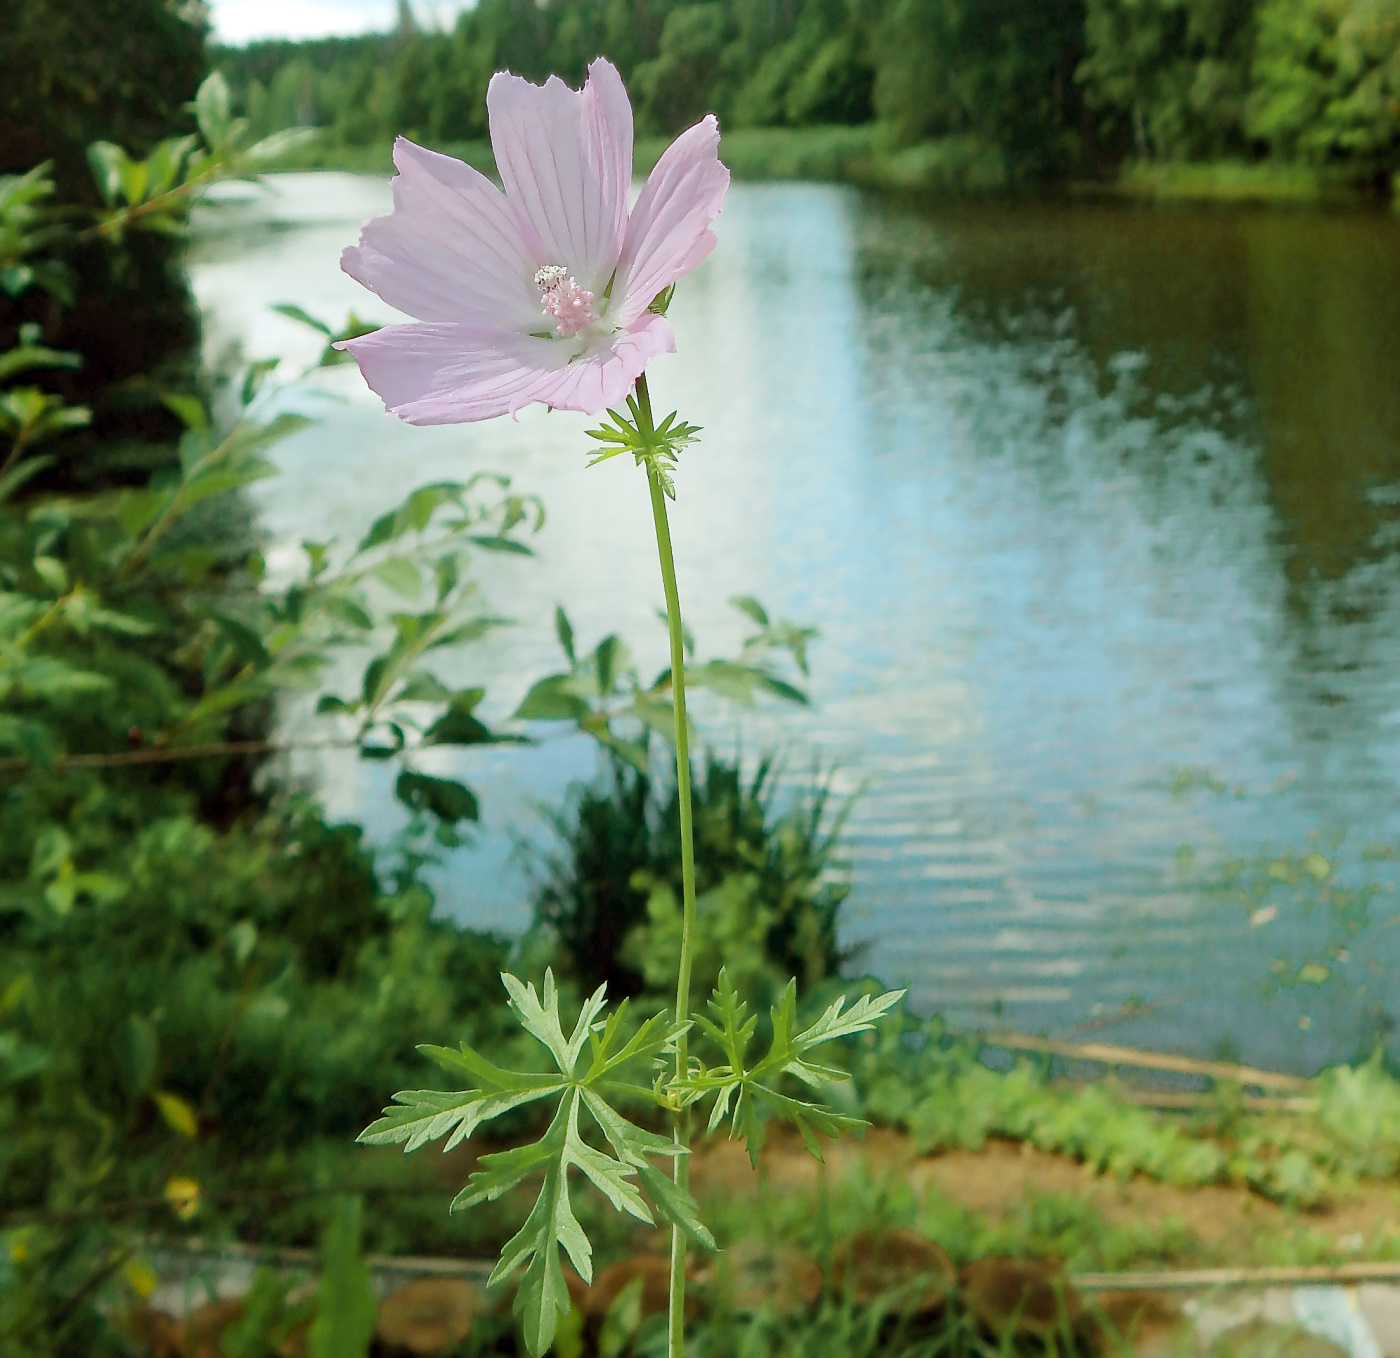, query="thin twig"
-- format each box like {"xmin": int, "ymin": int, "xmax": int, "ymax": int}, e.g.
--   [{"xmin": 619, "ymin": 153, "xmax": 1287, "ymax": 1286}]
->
[
  {"xmin": 0, "ymin": 737, "xmax": 352, "ymax": 774},
  {"xmin": 1112, "ymin": 1089, "xmax": 1318, "ymax": 1114},
  {"xmin": 984, "ymin": 1033, "xmax": 1308, "ymax": 1092},
  {"xmin": 1074, "ymin": 1261, "xmax": 1400, "ymax": 1291},
  {"xmin": 0, "ymin": 1181, "xmax": 443, "ymax": 1230},
  {"xmin": 138, "ymin": 1243, "xmax": 1400, "ymax": 1293}
]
